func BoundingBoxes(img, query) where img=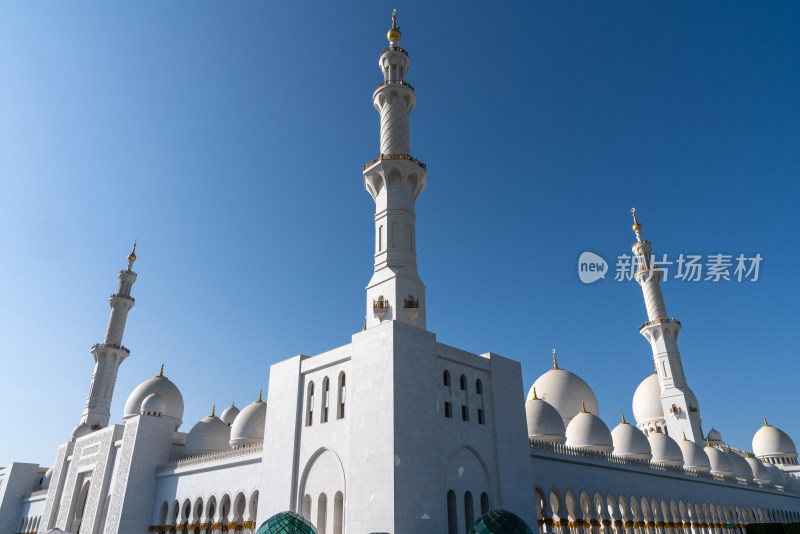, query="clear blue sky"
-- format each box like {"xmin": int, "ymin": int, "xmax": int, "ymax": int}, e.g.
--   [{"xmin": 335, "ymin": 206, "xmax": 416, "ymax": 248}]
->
[{"xmin": 1, "ymin": 2, "xmax": 798, "ymax": 467}]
